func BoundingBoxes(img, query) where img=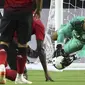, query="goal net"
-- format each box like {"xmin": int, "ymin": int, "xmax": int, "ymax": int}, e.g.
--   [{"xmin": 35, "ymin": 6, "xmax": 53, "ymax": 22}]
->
[
  {"xmin": 43, "ymin": 0, "xmax": 55, "ymax": 62},
  {"xmin": 44, "ymin": 0, "xmax": 63, "ymax": 63},
  {"xmin": 63, "ymin": 0, "xmax": 85, "ymax": 24}
]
